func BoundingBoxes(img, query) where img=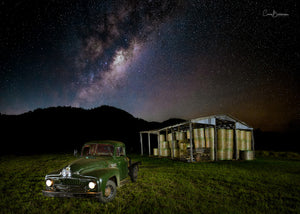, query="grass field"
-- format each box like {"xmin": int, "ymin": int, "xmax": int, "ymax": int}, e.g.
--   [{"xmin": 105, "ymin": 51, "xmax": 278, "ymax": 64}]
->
[{"xmin": 0, "ymin": 152, "xmax": 299, "ymax": 214}]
